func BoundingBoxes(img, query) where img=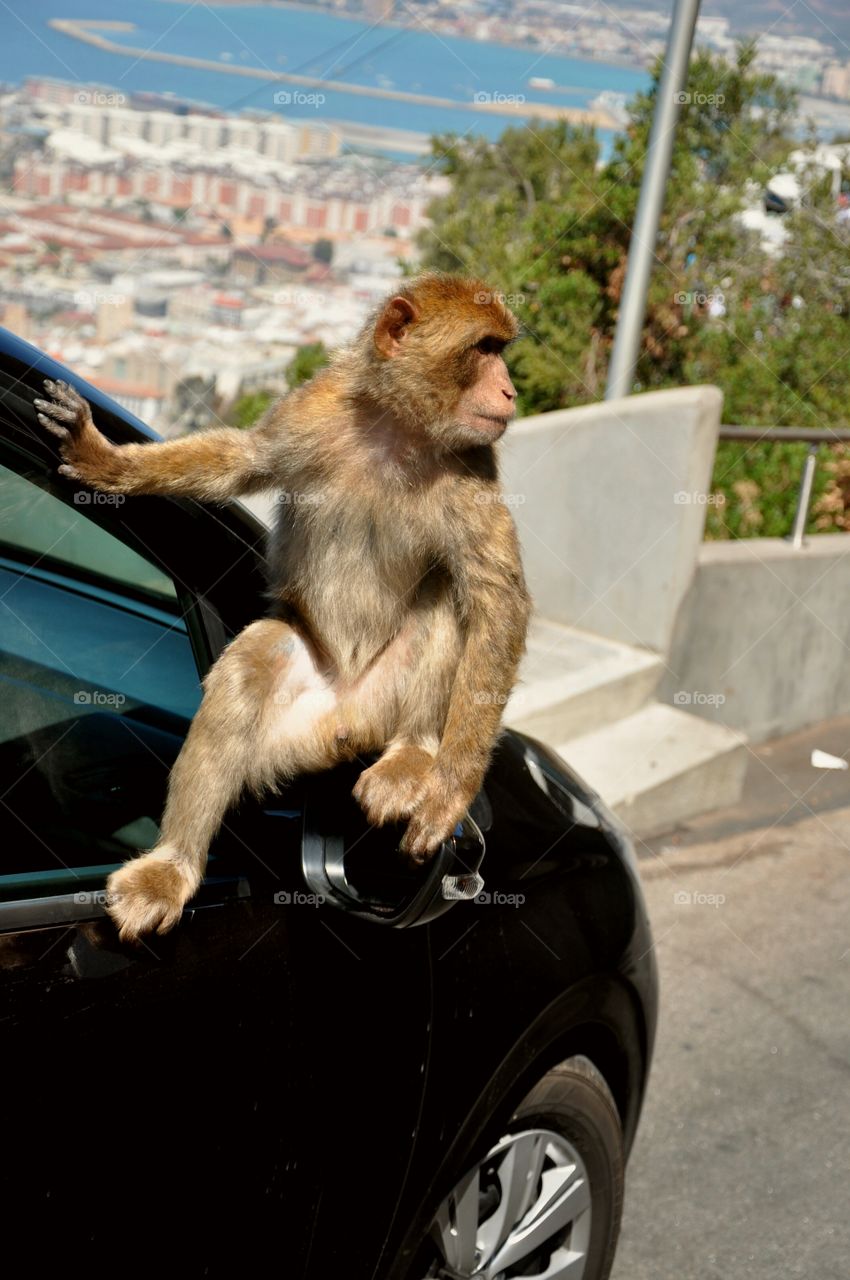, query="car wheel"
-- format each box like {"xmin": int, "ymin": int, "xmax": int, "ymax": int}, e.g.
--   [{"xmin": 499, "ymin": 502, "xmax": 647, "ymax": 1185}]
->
[{"xmin": 415, "ymin": 1056, "xmax": 624, "ymax": 1279}]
